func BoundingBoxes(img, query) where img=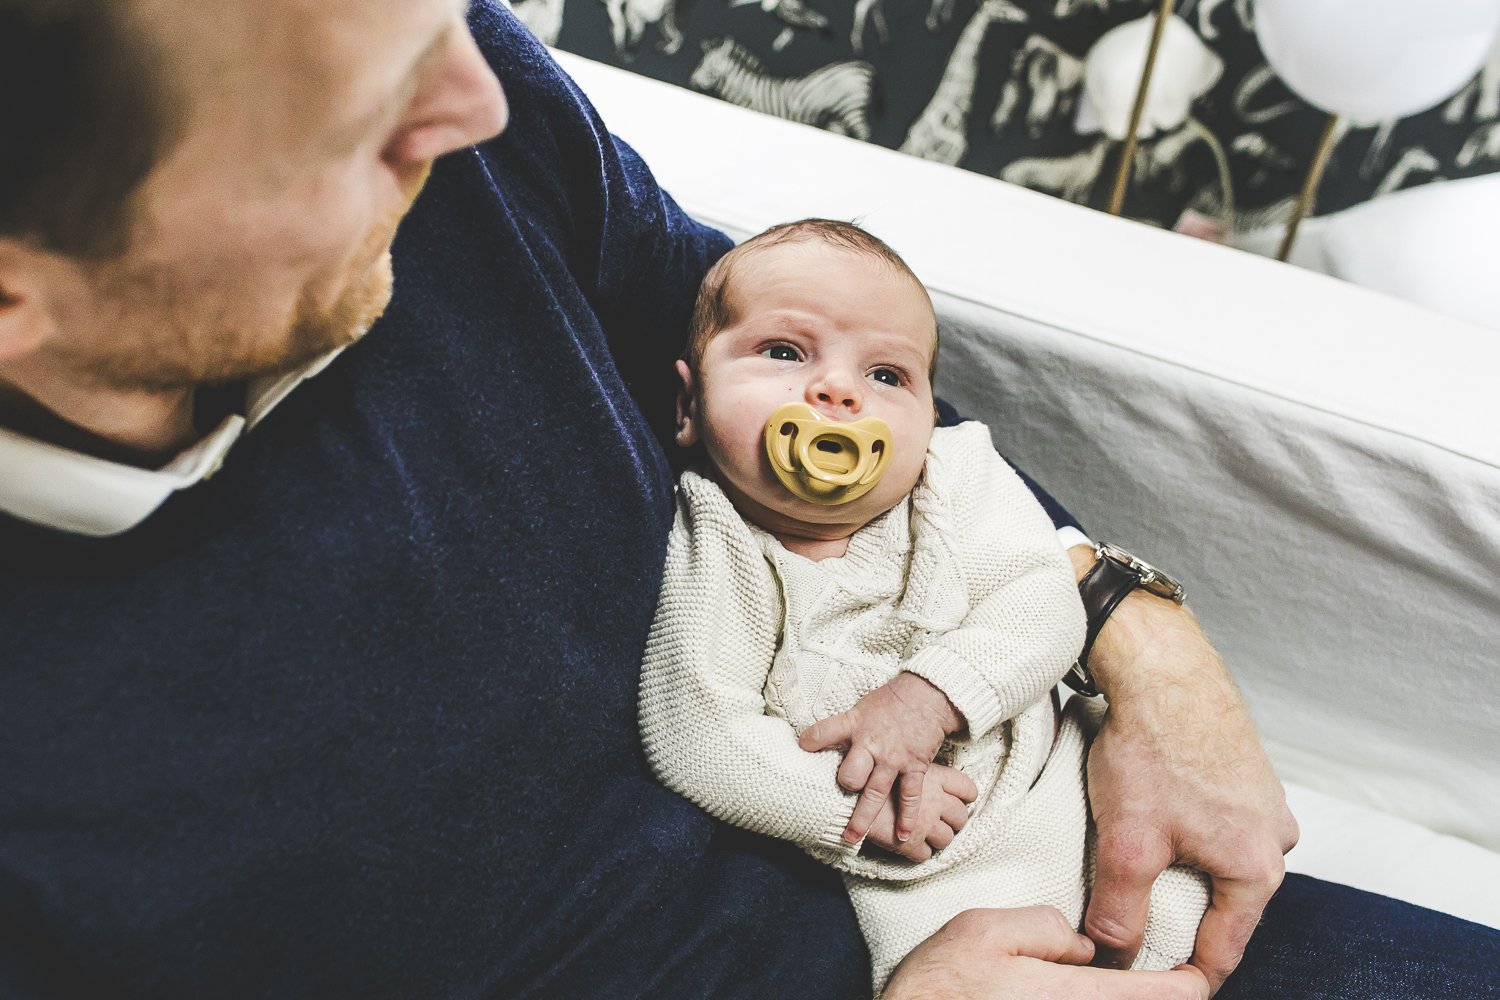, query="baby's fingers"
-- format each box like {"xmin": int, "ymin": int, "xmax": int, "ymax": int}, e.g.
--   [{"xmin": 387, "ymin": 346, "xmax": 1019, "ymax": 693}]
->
[
  {"xmin": 894, "ymin": 768, "xmax": 926, "ymax": 842},
  {"xmin": 938, "ymin": 765, "xmax": 978, "ymax": 803},
  {"xmin": 844, "ymin": 765, "xmax": 896, "ymax": 843},
  {"xmin": 926, "ymin": 820, "xmax": 956, "ymax": 852},
  {"xmin": 940, "ymin": 791, "xmax": 970, "ymax": 833}
]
